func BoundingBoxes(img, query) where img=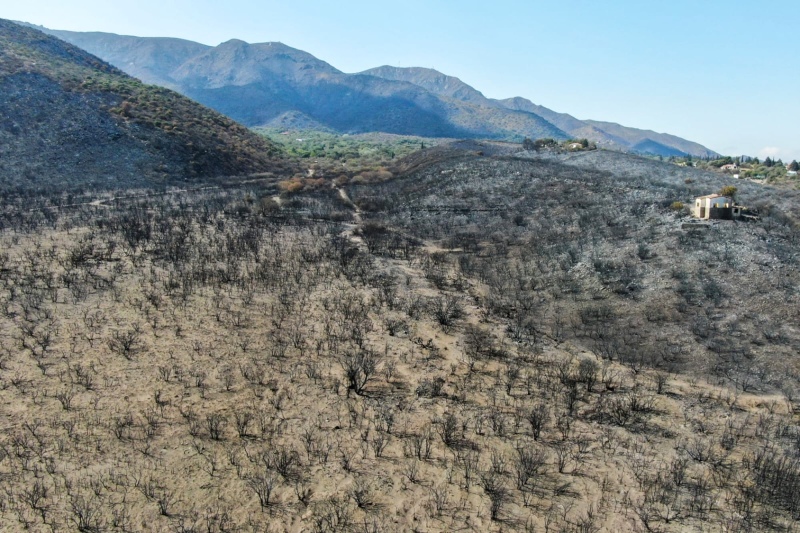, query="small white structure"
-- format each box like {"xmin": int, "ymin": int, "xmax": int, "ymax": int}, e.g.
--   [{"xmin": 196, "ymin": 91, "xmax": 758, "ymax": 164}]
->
[{"xmin": 694, "ymin": 194, "xmax": 735, "ymax": 219}]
